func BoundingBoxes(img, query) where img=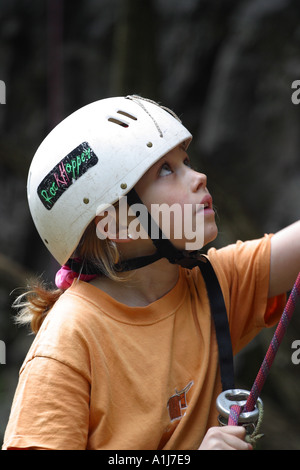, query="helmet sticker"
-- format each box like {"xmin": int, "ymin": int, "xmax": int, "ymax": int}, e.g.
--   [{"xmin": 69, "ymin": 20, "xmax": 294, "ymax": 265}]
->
[{"xmin": 37, "ymin": 142, "xmax": 98, "ymax": 210}]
